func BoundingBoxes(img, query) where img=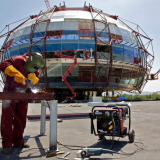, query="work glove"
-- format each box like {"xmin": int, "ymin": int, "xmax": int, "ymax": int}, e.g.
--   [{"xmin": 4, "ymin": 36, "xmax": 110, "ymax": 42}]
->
[
  {"xmin": 4, "ymin": 65, "xmax": 26, "ymax": 85},
  {"xmin": 27, "ymin": 73, "xmax": 39, "ymax": 85}
]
